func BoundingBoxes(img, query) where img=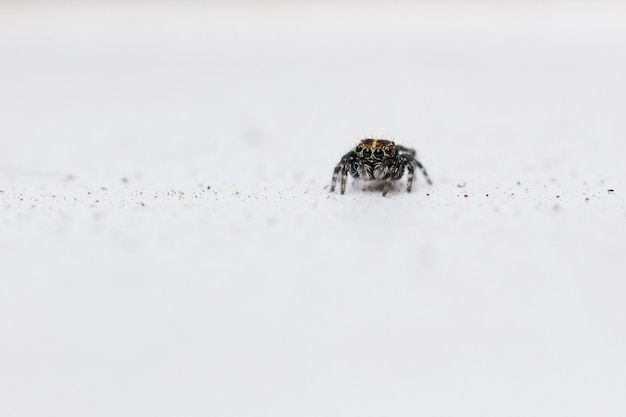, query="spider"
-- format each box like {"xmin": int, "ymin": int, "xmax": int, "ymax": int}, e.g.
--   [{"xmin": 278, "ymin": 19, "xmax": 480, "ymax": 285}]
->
[{"xmin": 330, "ymin": 139, "xmax": 433, "ymax": 196}]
